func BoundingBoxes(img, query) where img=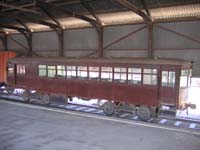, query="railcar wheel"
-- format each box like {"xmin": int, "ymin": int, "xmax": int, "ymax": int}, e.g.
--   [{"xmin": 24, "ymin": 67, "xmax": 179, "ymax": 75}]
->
[
  {"xmin": 137, "ymin": 106, "xmax": 151, "ymax": 121},
  {"xmin": 102, "ymin": 101, "xmax": 115, "ymax": 116},
  {"xmin": 41, "ymin": 94, "xmax": 50, "ymax": 105},
  {"xmin": 22, "ymin": 90, "xmax": 31, "ymax": 102}
]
